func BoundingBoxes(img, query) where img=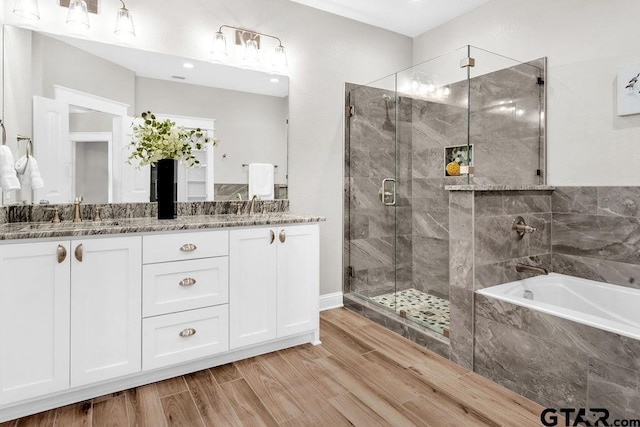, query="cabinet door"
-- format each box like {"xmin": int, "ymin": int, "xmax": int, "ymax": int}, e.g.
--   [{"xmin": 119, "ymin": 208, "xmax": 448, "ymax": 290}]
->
[
  {"xmin": 229, "ymin": 228, "xmax": 277, "ymax": 349},
  {"xmin": 70, "ymin": 236, "xmax": 142, "ymax": 387},
  {"xmin": 0, "ymin": 241, "xmax": 70, "ymax": 404},
  {"xmin": 276, "ymin": 224, "xmax": 320, "ymax": 338}
]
